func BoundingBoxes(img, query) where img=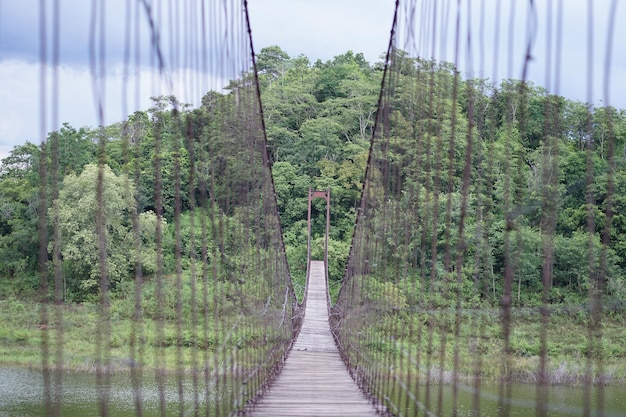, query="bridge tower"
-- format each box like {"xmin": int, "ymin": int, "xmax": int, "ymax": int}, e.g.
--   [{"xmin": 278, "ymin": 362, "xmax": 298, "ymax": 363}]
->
[{"xmin": 307, "ymin": 188, "xmax": 330, "ymax": 283}]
